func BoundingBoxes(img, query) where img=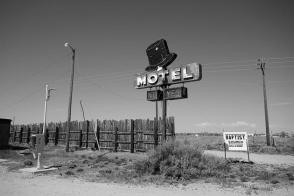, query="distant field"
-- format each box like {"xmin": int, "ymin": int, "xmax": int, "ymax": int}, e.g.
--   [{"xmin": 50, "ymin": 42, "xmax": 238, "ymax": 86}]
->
[{"xmin": 175, "ymin": 135, "xmax": 294, "ymax": 155}]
